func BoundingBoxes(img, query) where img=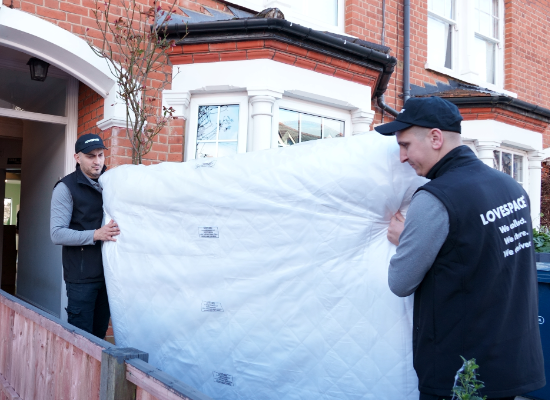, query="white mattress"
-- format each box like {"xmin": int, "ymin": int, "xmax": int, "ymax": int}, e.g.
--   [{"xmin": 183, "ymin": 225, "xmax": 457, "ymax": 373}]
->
[{"xmin": 101, "ymin": 133, "xmax": 426, "ymax": 400}]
